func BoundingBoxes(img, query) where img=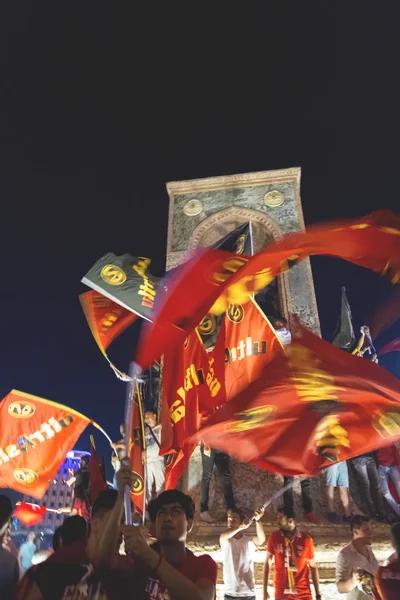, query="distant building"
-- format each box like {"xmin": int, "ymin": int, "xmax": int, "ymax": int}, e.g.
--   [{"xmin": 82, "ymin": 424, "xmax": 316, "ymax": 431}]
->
[{"xmin": 20, "ymin": 449, "xmax": 90, "ymax": 534}]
